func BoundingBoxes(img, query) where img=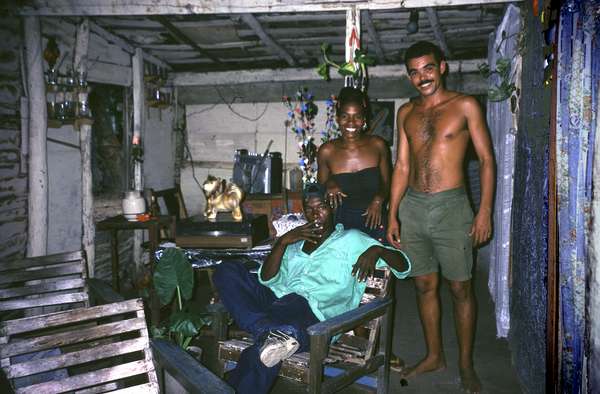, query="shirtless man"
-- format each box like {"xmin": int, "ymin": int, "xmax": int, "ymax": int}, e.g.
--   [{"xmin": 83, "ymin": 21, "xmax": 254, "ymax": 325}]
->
[{"xmin": 386, "ymin": 41, "xmax": 495, "ymax": 393}]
